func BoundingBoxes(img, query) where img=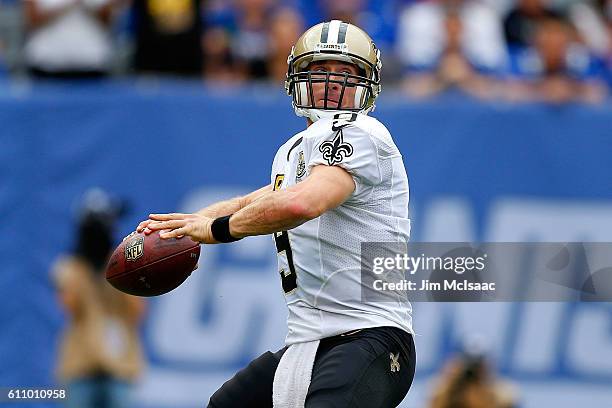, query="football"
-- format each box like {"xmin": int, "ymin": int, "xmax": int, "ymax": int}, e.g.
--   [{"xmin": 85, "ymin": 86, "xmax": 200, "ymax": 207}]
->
[{"xmin": 106, "ymin": 230, "xmax": 201, "ymax": 296}]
